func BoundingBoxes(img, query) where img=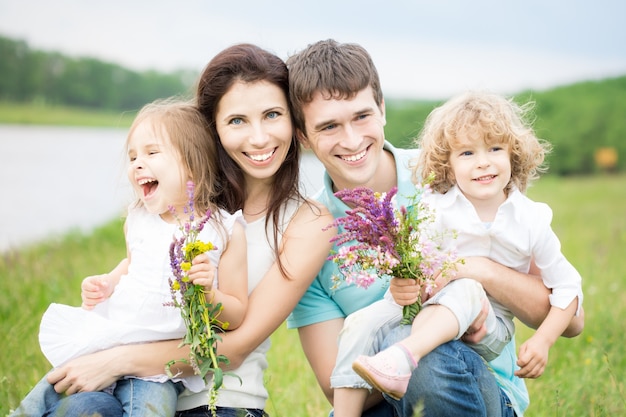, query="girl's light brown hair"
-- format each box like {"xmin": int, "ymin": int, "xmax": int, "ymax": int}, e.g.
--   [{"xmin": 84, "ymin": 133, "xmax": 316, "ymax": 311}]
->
[
  {"xmin": 413, "ymin": 90, "xmax": 552, "ymax": 194},
  {"xmin": 126, "ymin": 97, "xmax": 219, "ymax": 216}
]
